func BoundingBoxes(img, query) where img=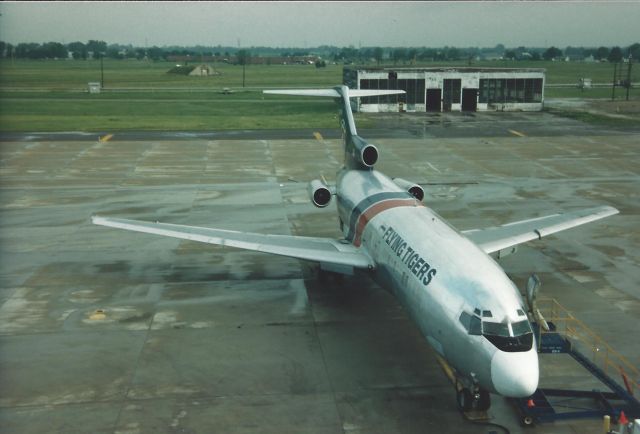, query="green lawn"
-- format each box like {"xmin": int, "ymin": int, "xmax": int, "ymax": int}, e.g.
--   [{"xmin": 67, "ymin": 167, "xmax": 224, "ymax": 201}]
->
[
  {"xmin": 0, "ymin": 59, "xmax": 637, "ymax": 131},
  {"xmin": 0, "ymin": 60, "xmax": 343, "ymax": 90},
  {"xmin": 0, "ymin": 92, "xmax": 341, "ymax": 131}
]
